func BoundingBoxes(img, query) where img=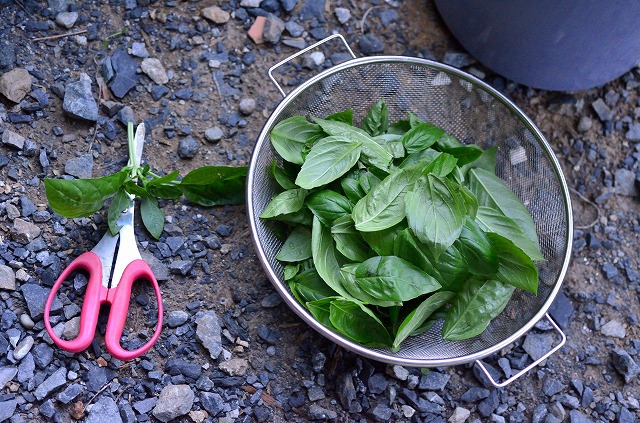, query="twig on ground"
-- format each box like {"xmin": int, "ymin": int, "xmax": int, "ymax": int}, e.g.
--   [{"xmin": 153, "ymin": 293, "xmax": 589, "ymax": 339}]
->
[
  {"xmin": 360, "ymin": 6, "xmax": 380, "ymax": 34},
  {"xmin": 13, "ymin": 0, "xmax": 36, "ymax": 19},
  {"xmin": 83, "ymin": 380, "xmax": 112, "ymax": 412},
  {"xmin": 32, "ymin": 29, "xmax": 87, "ymax": 42},
  {"xmin": 570, "ymin": 187, "xmax": 602, "ymax": 229}
]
